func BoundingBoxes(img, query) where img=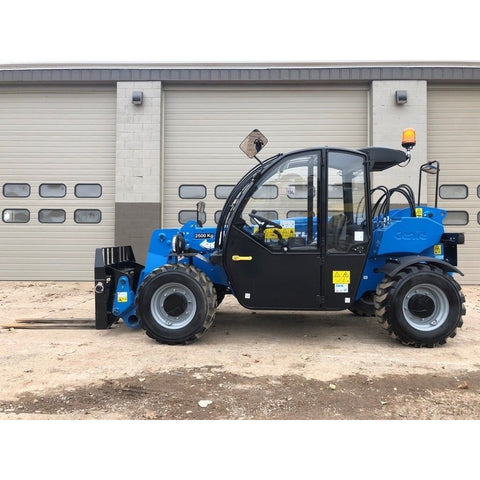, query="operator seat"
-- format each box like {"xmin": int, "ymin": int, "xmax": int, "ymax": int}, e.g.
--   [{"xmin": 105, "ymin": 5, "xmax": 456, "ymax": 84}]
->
[{"xmin": 327, "ymin": 213, "xmax": 347, "ymax": 251}]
